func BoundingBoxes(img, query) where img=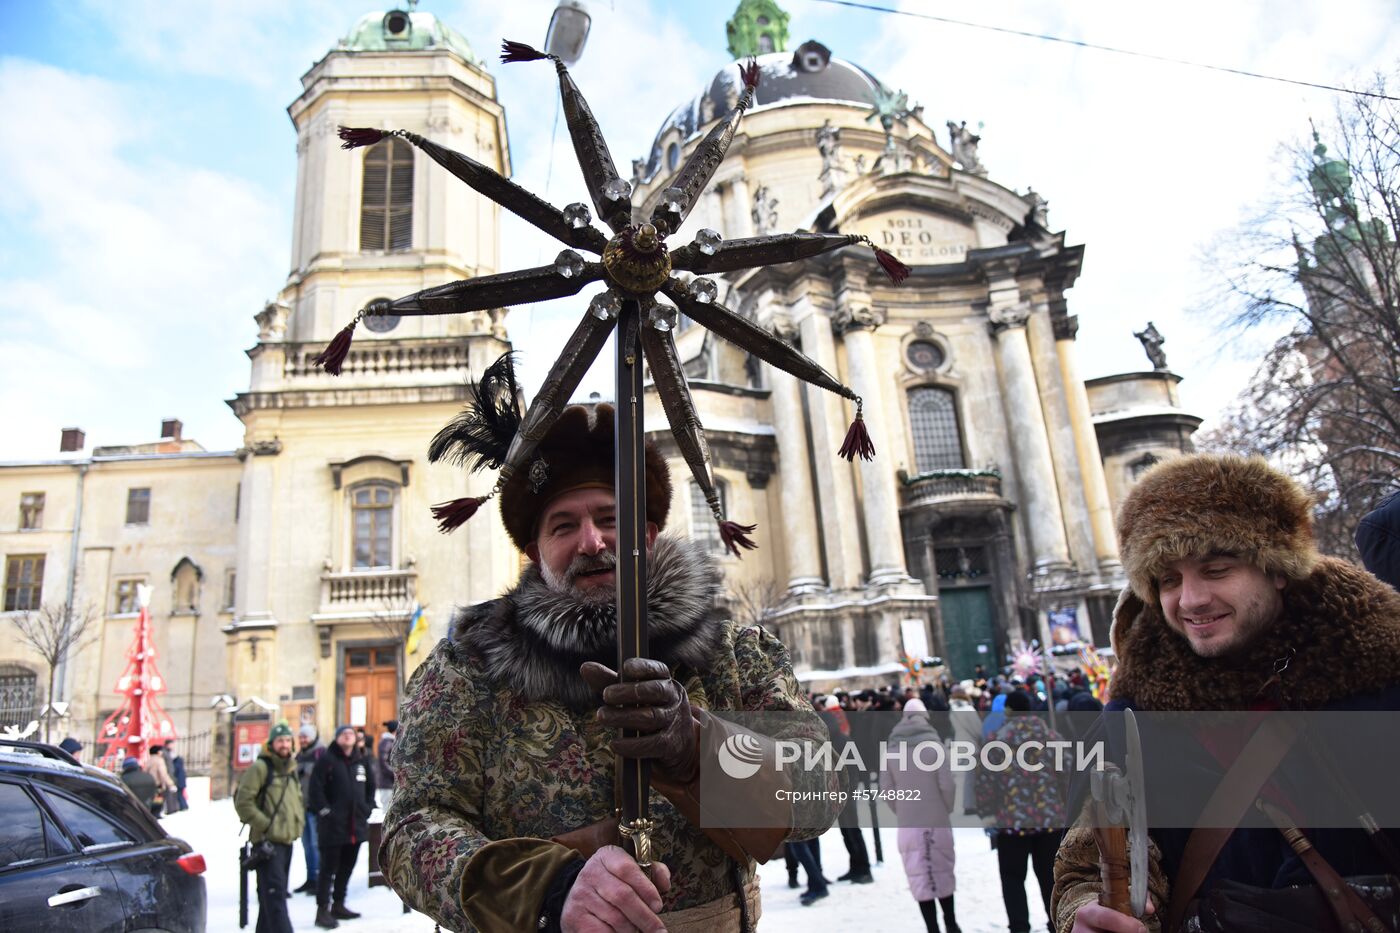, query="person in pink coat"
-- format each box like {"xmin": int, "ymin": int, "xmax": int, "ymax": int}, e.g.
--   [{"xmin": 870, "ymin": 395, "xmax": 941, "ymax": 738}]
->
[{"xmin": 881, "ymin": 697, "xmax": 961, "ymax": 933}]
